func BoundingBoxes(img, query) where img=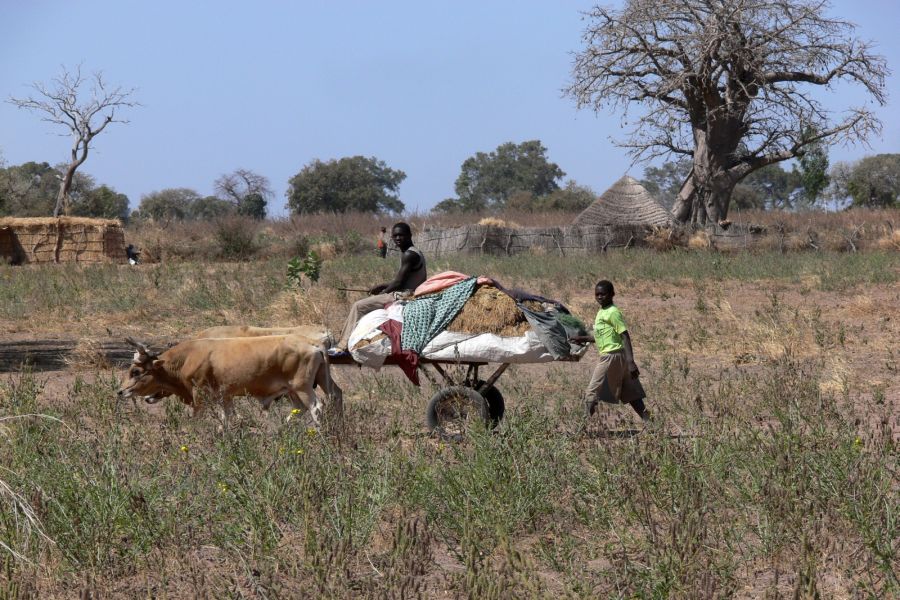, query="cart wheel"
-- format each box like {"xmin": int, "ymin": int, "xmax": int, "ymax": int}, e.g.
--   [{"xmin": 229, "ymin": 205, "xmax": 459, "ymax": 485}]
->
[
  {"xmin": 426, "ymin": 386, "xmax": 489, "ymax": 439},
  {"xmin": 476, "ymin": 383, "xmax": 505, "ymax": 426}
]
